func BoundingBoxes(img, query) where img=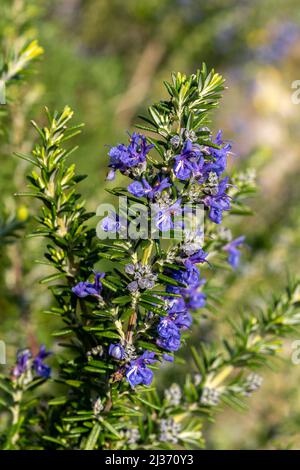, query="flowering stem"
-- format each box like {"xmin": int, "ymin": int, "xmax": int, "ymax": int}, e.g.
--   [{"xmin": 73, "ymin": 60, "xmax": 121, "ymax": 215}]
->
[{"xmin": 126, "ymin": 241, "xmax": 155, "ymax": 344}]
